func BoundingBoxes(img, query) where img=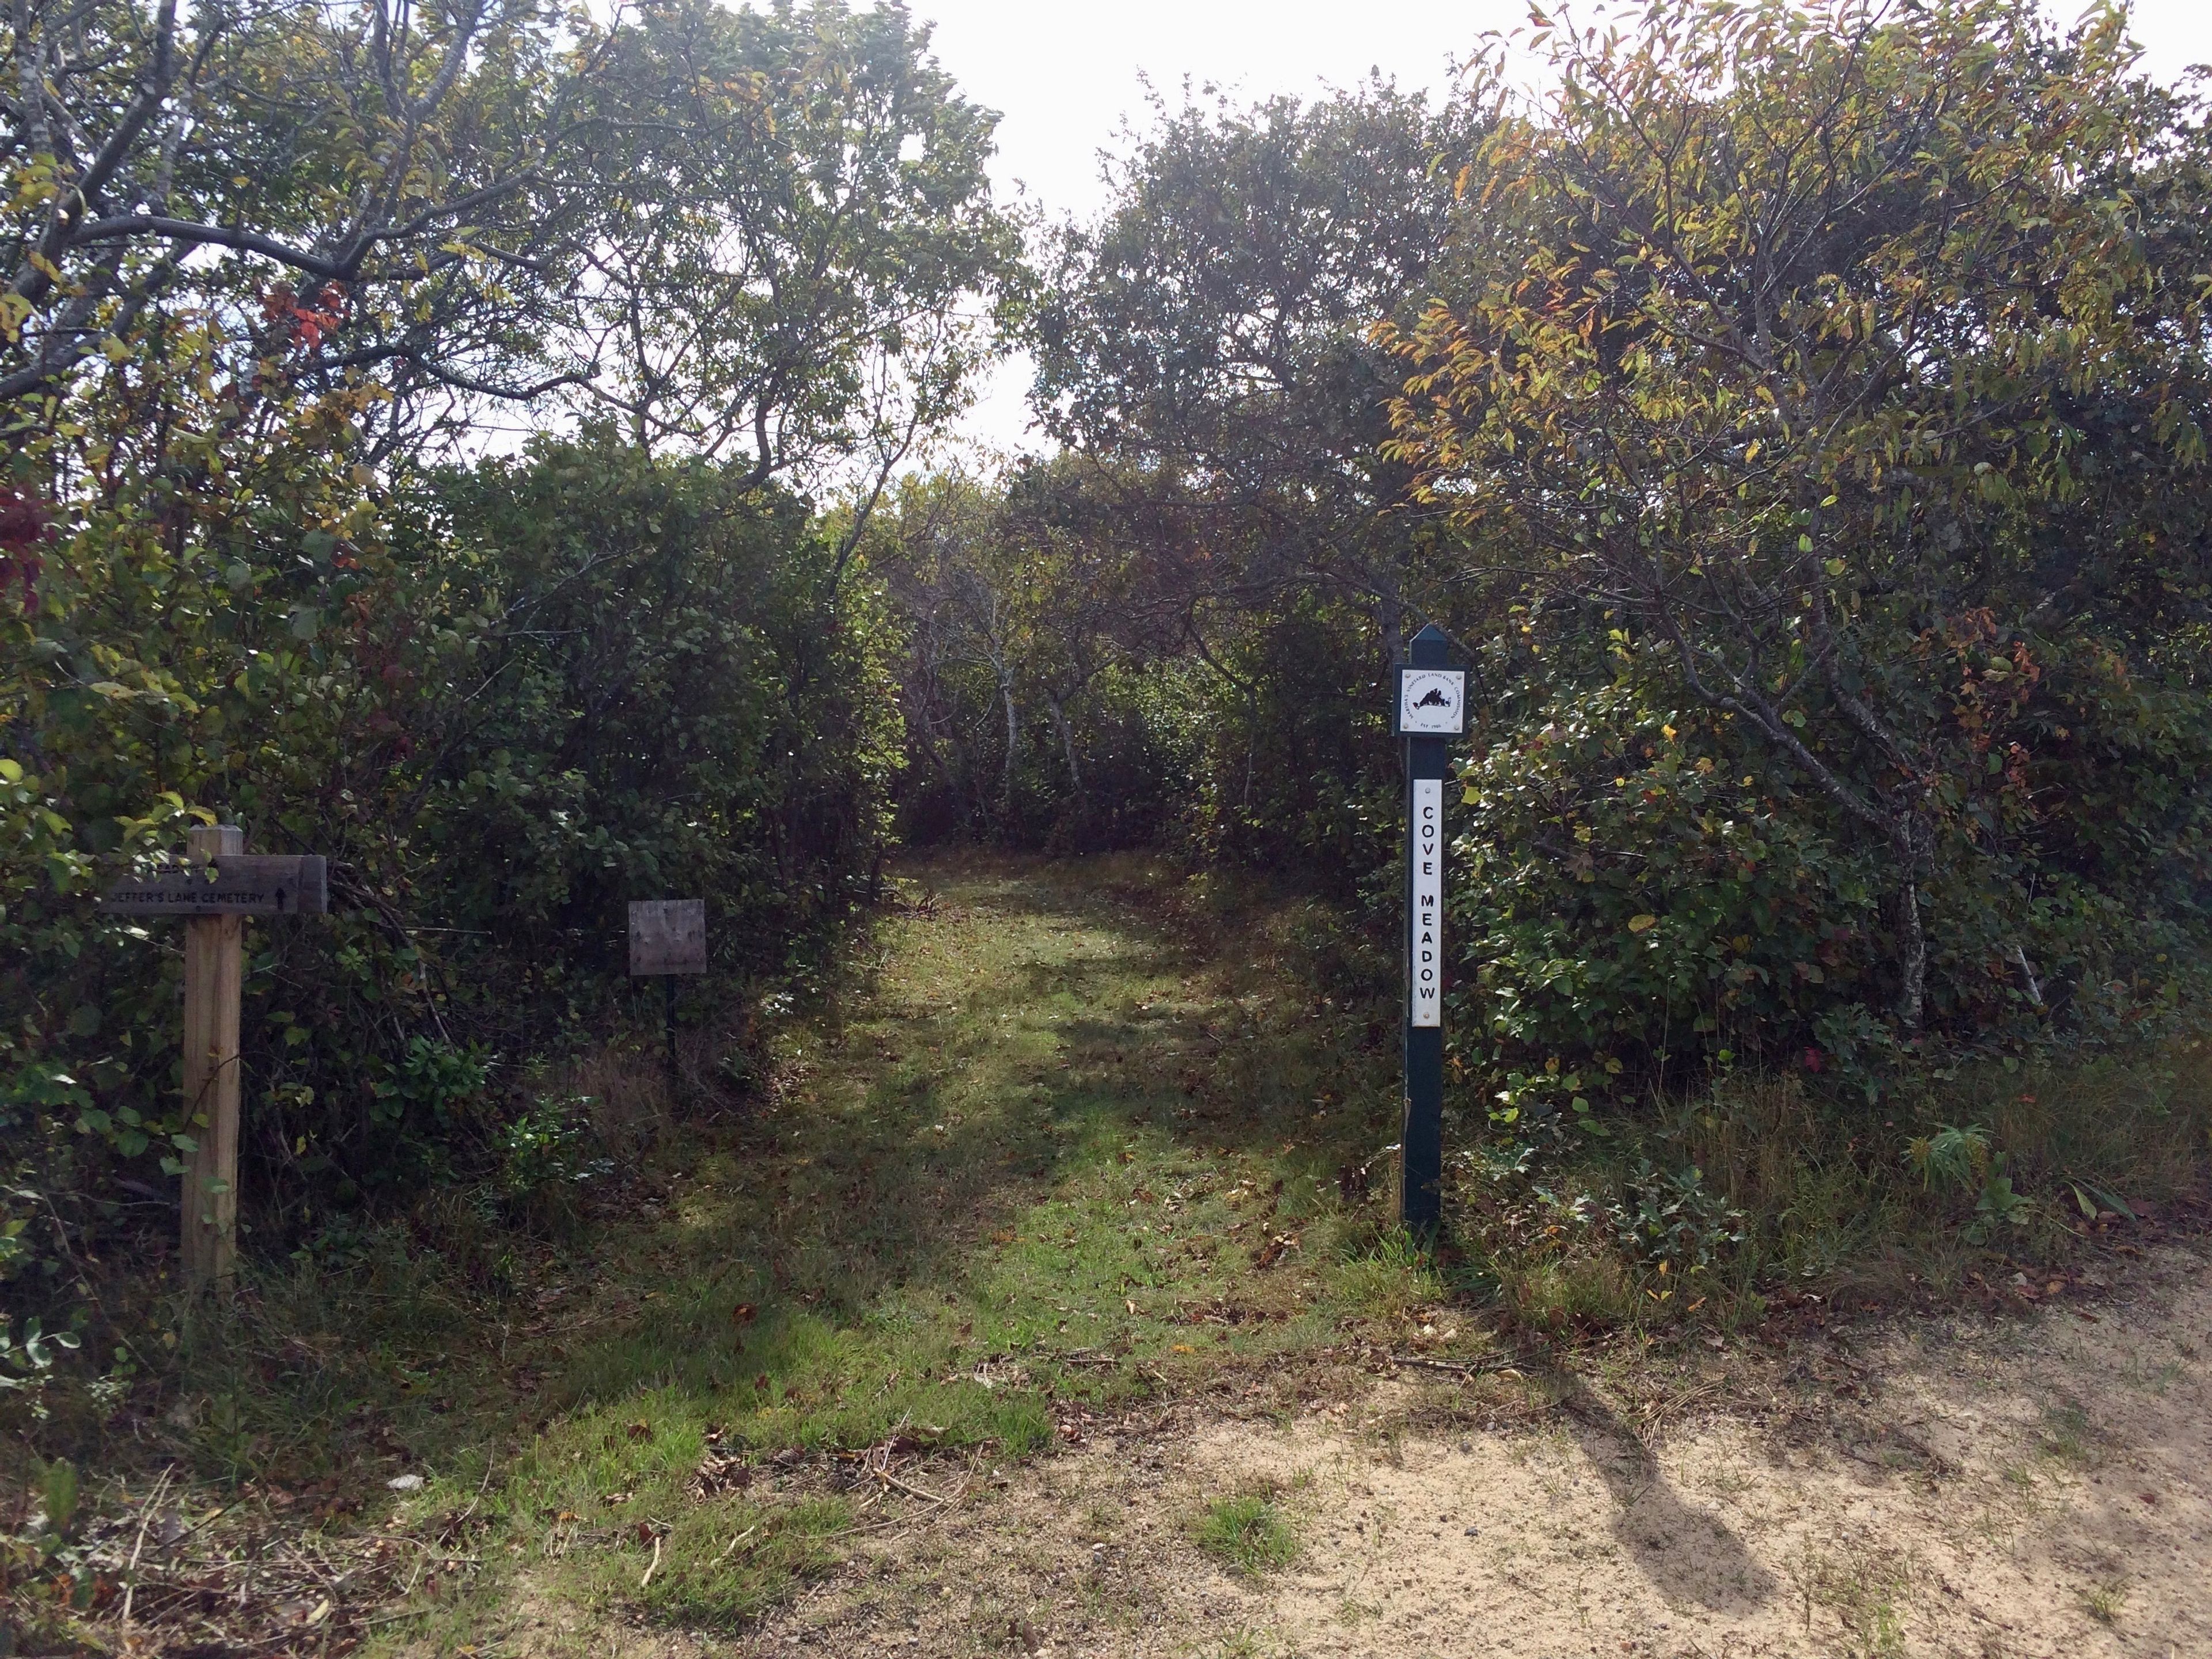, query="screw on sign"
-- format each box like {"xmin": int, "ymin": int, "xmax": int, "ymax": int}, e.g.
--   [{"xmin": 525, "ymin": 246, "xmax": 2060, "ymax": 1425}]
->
[
  {"xmin": 1391, "ymin": 626, "xmax": 1465, "ymax": 1233},
  {"xmin": 100, "ymin": 825, "xmax": 329, "ymax": 1286}
]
